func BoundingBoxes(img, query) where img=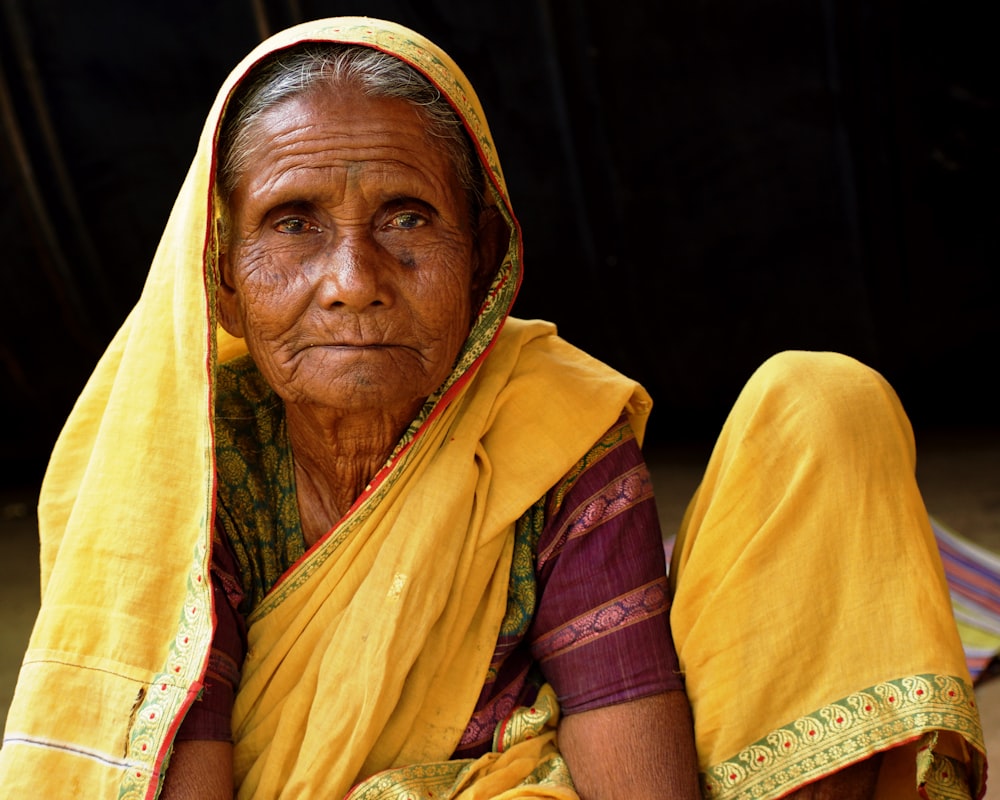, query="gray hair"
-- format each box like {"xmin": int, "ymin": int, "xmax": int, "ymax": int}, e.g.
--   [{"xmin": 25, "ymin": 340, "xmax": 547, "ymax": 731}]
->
[{"xmin": 216, "ymin": 43, "xmax": 483, "ymax": 222}]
